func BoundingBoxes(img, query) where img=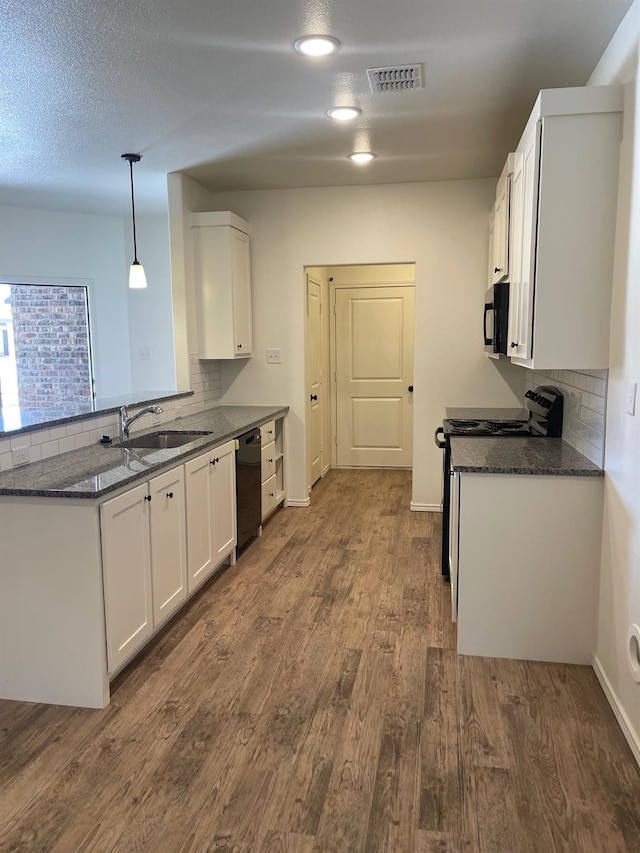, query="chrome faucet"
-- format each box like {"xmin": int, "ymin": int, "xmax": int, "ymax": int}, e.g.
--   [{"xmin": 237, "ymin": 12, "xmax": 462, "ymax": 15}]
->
[{"xmin": 119, "ymin": 404, "xmax": 163, "ymax": 440}]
